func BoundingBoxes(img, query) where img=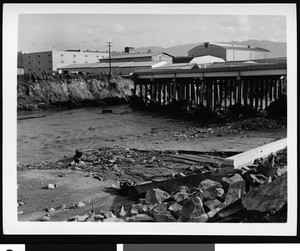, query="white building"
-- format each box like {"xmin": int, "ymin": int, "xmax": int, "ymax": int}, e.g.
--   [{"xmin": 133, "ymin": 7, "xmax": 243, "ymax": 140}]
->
[{"xmin": 19, "ymin": 49, "xmax": 109, "ymax": 74}]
